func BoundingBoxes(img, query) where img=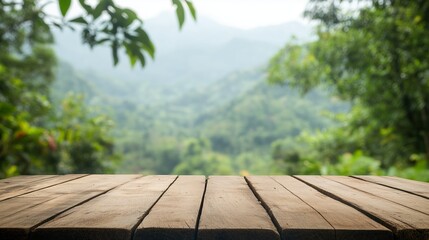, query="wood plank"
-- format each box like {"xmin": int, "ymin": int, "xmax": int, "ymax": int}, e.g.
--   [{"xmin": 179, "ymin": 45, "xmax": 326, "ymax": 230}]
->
[
  {"xmin": 135, "ymin": 175, "xmax": 206, "ymax": 240},
  {"xmin": 0, "ymin": 175, "xmax": 56, "ymax": 190},
  {"xmin": 246, "ymin": 176, "xmax": 334, "ymax": 240},
  {"xmin": 197, "ymin": 176, "xmax": 279, "ymax": 240},
  {"xmin": 326, "ymin": 176, "xmax": 429, "ymax": 215},
  {"xmin": 0, "ymin": 175, "xmax": 55, "ymax": 183},
  {"xmin": 0, "ymin": 174, "xmax": 139, "ymax": 240},
  {"xmin": 32, "ymin": 175, "xmax": 177, "ymax": 240},
  {"xmin": 296, "ymin": 176, "xmax": 429, "ymax": 240},
  {"xmin": 0, "ymin": 174, "xmax": 86, "ymax": 201},
  {"xmin": 271, "ymin": 176, "xmax": 392, "ymax": 240},
  {"xmin": 353, "ymin": 175, "xmax": 429, "ymax": 199}
]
